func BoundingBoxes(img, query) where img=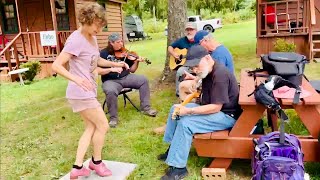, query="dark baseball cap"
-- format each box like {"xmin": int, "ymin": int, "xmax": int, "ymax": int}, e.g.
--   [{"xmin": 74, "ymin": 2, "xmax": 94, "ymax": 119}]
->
[
  {"xmin": 194, "ymin": 30, "xmax": 210, "ymax": 44},
  {"xmin": 183, "ymin": 45, "xmax": 209, "ymax": 67}
]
